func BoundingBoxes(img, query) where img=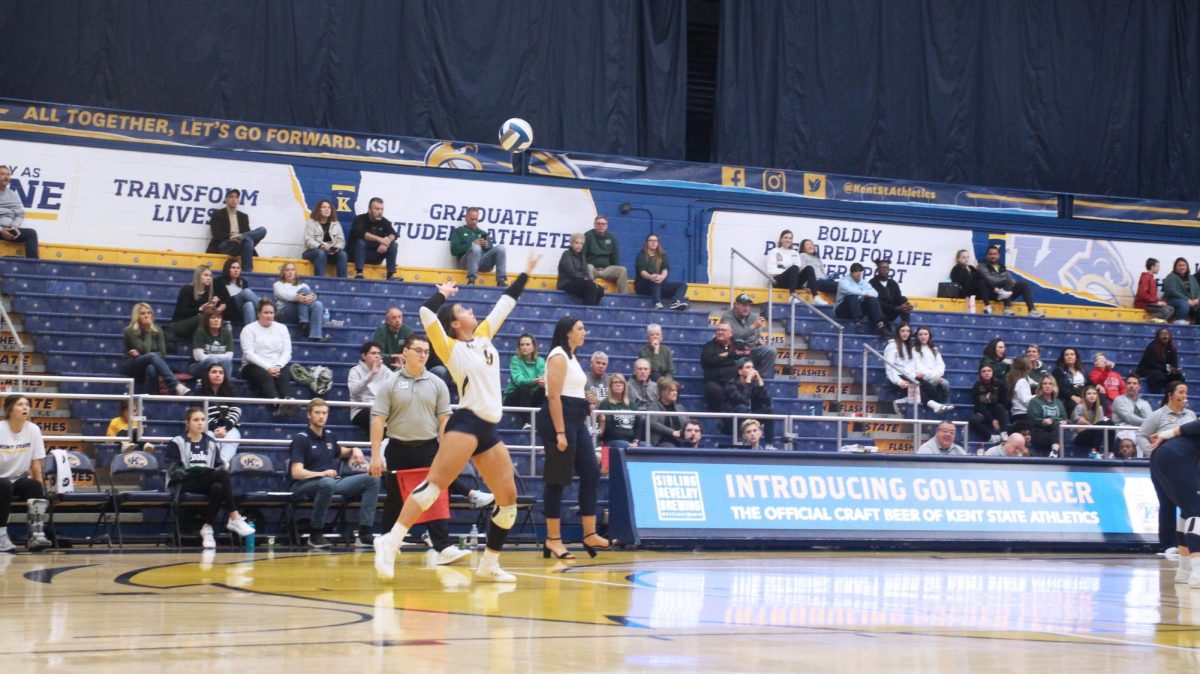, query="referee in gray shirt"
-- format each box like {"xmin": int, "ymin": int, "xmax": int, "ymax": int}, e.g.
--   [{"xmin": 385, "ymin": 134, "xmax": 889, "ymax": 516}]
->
[{"xmin": 368, "ymin": 334, "xmax": 471, "ymax": 566}]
